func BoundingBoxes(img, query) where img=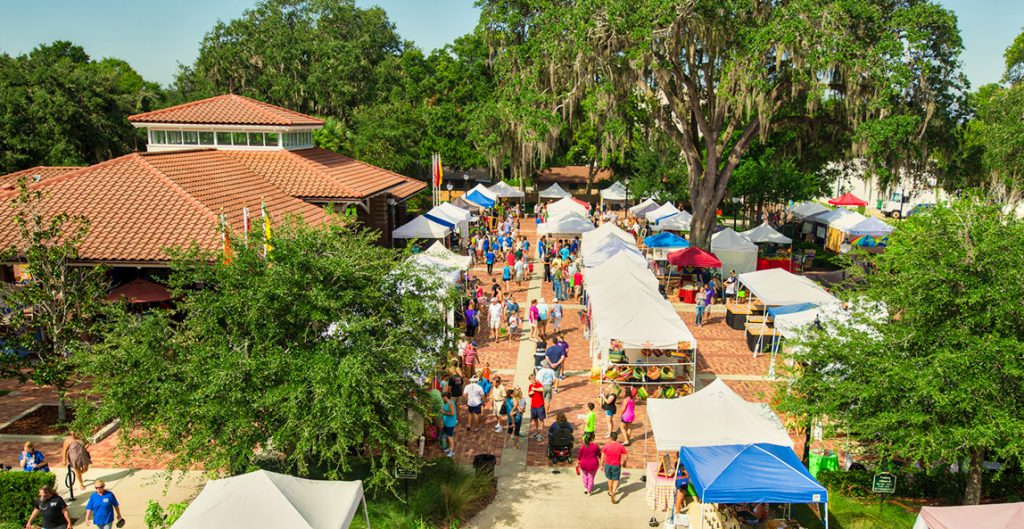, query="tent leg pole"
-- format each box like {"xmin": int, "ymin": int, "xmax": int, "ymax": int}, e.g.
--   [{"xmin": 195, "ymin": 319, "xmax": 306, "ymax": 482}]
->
[
  {"xmin": 824, "ymin": 502, "xmax": 829, "ymax": 529},
  {"xmin": 700, "ymin": 502, "xmax": 705, "ymax": 529},
  {"xmin": 362, "ymin": 496, "xmax": 371, "ymax": 529}
]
